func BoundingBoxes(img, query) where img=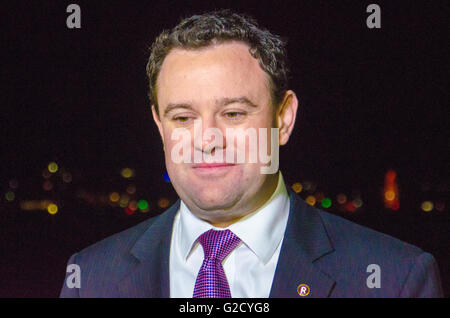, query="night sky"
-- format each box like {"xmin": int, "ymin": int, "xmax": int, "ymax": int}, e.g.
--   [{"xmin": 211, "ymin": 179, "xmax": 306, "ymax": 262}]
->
[{"xmin": 0, "ymin": 1, "xmax": 448, "ymax": 297}]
